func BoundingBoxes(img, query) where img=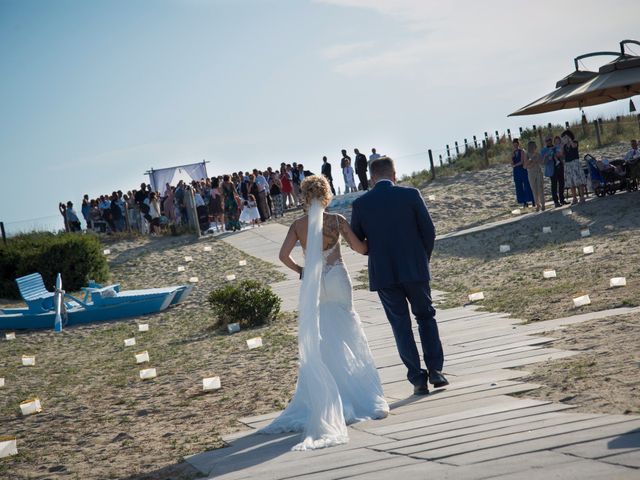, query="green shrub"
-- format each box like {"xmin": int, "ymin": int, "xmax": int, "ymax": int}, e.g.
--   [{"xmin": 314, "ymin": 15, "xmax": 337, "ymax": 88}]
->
[
  {"xmin": 0, "ymin": 232, "xmax": 109, "ymax": 299},
  {"xmin": 208, "ymin": 279, "xmax": 281, "ymax": 329}
]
